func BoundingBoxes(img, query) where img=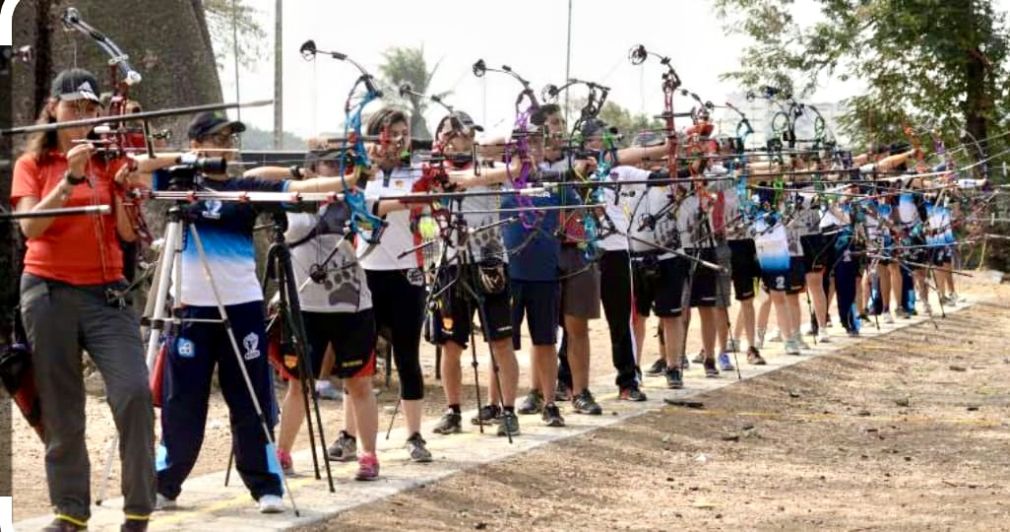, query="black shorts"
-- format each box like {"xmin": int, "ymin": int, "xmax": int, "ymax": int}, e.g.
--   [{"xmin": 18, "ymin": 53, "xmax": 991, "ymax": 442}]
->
[
  {"xmin": 511, "ymin": 279, "xmax": 561, "ymax": 348},
  {"xmin": 301, "ymin": 309, "xmax": 377, "ymax": 380},
  {"xmin": 801, "ymin": 234, "xmax": 835, "ymax": 273},
  {"xmin": 931, "ymin": 246, "xmax": 953, "ymax": 265},
  {"xmin": 786, "ymin": 258, "xmax": 806, "ymax": 294},
  {"xmin": 728, "ymin": 239, "xmax": 759, "ymax": 300},
  {"xmin": 685, "ymin": 248, "xmax": 718, "ymax": 307},
  {"xmin": 430, "ymin": 264, "xmax": 513, "ymax": 348},
  {"xmin": 634, "ymin": 254, "xmax": 690, "ymax": 316},
  {"xmin": 631, "ymin": 251, "xmax": 662, "ymax": 316},
  {"xmin": 761, "ymin": 259, "xmax": 803, "ymax": 293}
]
